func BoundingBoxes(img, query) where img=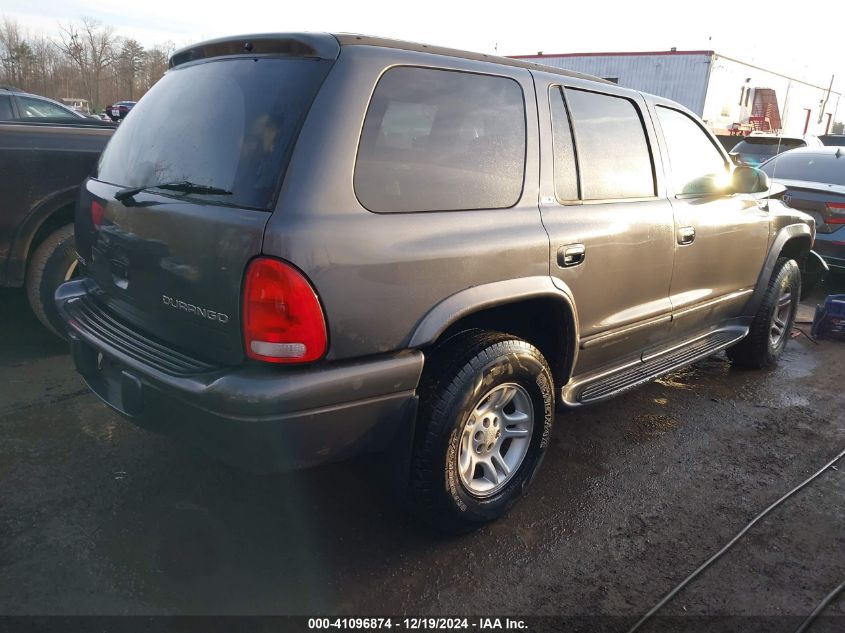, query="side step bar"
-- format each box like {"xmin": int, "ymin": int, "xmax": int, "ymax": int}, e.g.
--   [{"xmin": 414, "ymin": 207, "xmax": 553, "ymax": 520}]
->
[{"xmin": 562, "ymin": 326, "xmax": 748, "ymax": 406}]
